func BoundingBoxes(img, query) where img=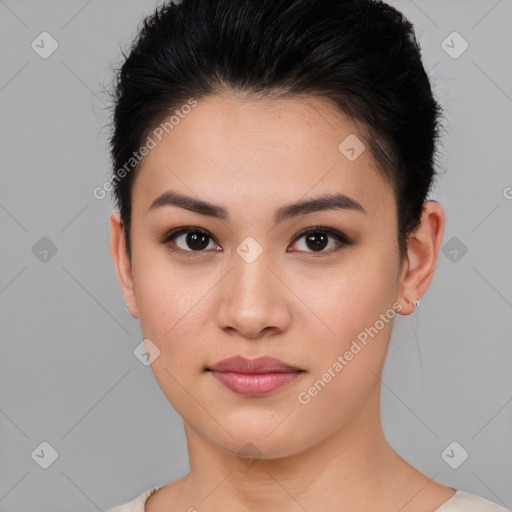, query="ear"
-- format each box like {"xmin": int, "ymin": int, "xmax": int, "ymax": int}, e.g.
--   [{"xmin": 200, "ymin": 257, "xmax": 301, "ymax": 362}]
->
[
  {"xmin": 109, "ymin": 210, "xmax": 139, "ymax": 318},
  {"xmin": 397, "ymin": 201, "xmax": 445, "ymax": 315}
]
